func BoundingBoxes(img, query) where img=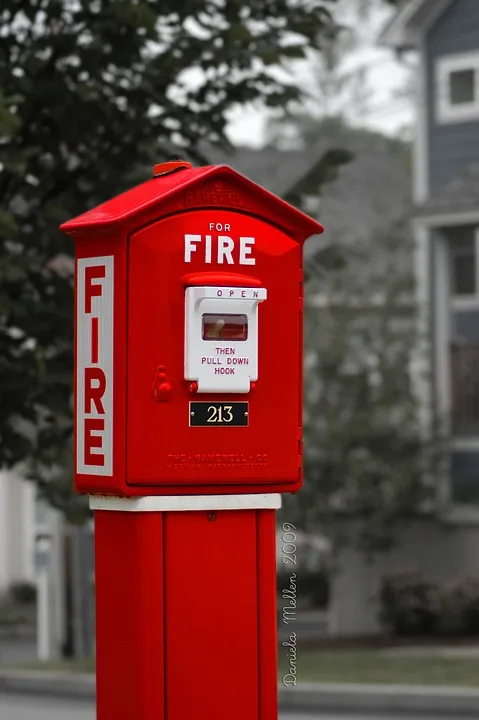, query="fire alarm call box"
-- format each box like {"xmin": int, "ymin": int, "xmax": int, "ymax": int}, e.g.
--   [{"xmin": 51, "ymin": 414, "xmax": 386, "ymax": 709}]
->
[{"xmin": 61, "ymin": 162, "xmax": 324, "ymax": 497}]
